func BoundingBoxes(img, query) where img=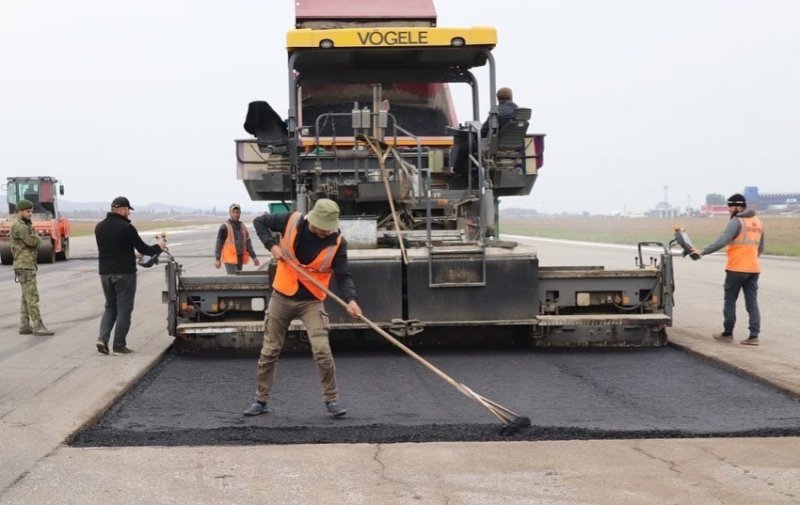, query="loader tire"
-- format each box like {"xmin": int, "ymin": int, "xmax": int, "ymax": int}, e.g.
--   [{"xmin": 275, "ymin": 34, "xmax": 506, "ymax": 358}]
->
[
  {"xmin": 37, "ymin": 240, "xmax": 56, "ymax": 264},
  {"xmin": 56, "ymin": 238, "xmax": 69, "ymax": 261},
  {"xmin": 0, "ymin": 242, "xmax": 12, "ymax": 265}
]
